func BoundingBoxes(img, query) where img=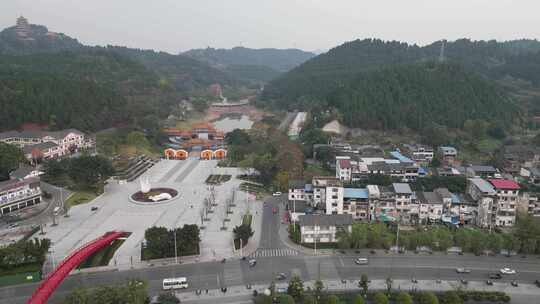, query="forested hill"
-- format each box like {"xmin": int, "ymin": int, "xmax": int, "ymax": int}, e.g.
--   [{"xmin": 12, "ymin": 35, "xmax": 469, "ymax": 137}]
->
[
  {"xmin": 0, "ymin": 24, "xmax": 83, "ymax": 54},
  {"xmin": 182, "ymin": 47, "xmax": 316, "ymax": 72},
  {"xmin": 263, "ymin": 38, "xmax": 540, "ymax": 104},
  {"xmin": 0, "ymin": 51, "xmax": 178, "ymax": 131},
  {"xmin": 331, "ymin": 62, "xmax": 520, "ymax": 131}
]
